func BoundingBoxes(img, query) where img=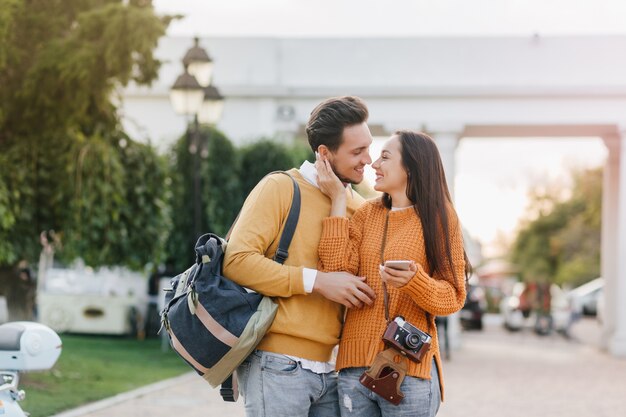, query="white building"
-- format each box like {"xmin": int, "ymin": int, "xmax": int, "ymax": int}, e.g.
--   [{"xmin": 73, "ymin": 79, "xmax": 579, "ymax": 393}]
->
[{"xmin": 121, "ymin": 35, "xmax": 626, "ymax": 357}]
